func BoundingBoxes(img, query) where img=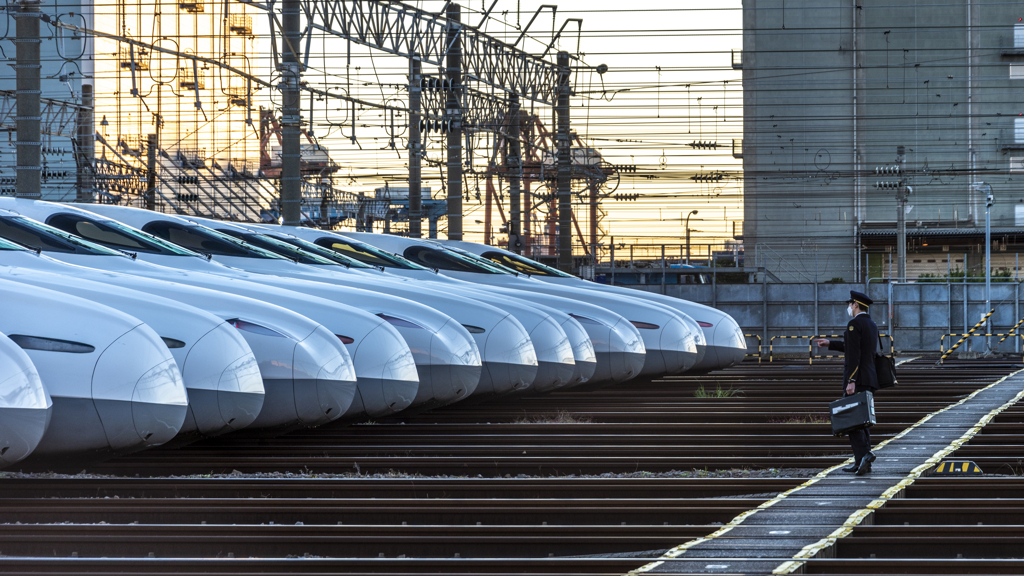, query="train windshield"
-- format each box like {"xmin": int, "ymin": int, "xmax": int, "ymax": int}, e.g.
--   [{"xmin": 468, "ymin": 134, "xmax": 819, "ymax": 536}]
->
[
  {"xmin": 0, "ymin": 216, "xmax": 128, "ymax": 256},
  {"xmin": 142, "ymin": 221, "xmax": 288, "ymax": 260},
  {"xmin": 402, "ymin": 244, "xmax": 508, "ymax": 275},
  {"xmin": 315, "ymin": 237, "xmax": 430, "ymax": 270},
  {"xmin": 0, "ymin": 235, "xmax": 32, "ymax": 251},
  {"xmin": 265, "ymin": 235, "xmax": 376, "ymax": 269},
  {"xmin": 480, "ymin": 251, "xmax": 574, "ymax": 277},
  {"xmin": 45, "ymin": 213, "xmax": 202, "ymax": 257},
  {"xmin": 217, "ymin": 229, "xmax": 341, "ymax": 266}
]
